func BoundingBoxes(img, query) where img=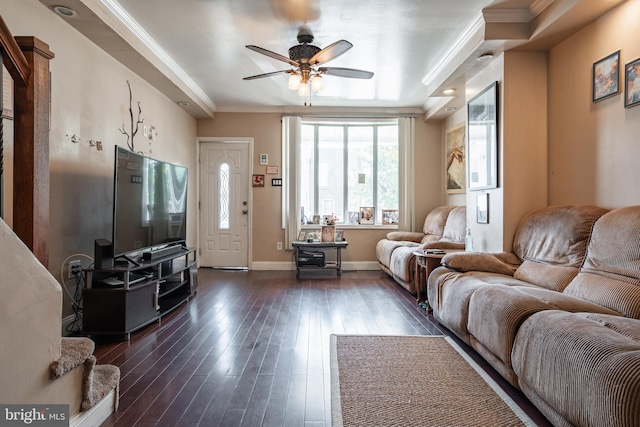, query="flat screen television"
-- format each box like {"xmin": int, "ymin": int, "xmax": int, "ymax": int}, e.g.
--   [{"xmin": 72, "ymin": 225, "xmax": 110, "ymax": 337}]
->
[{"xmin": 112, "ymin": 146, "xmax": 188, "ymax": 259}]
